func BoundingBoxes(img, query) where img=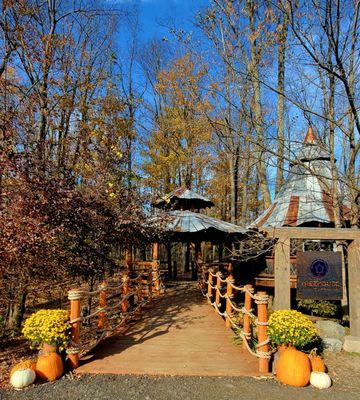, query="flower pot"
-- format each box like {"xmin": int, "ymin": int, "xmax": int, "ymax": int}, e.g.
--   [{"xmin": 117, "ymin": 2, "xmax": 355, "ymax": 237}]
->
[{"xmin": 42, "ymin": 343, "xmax": 57, "ymax": 354}]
